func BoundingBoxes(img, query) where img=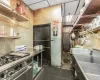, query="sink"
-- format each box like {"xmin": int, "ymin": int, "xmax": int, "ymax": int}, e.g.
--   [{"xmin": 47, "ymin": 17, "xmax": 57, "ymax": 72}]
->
[
  {"xmin": 74, "ymin": 54, "xmax": 91, "ymax": 62},
  {"xmin": 74, "ymin": 54, "xmax": 100, "ymax": 64},
  {"xmin": 73, "ymin": 51, "xmax": 100, "ymax": 80},
  {"xmin": 86, "ymin": 73, "xmax": 100, "ymax": 80},
  {"xmin": 92, "ymin": 55, "xmax": 100, "ymax": 64},
  {"xmin": 78, "ymin": 61, "xmax": 100, "ymax": 75}
]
